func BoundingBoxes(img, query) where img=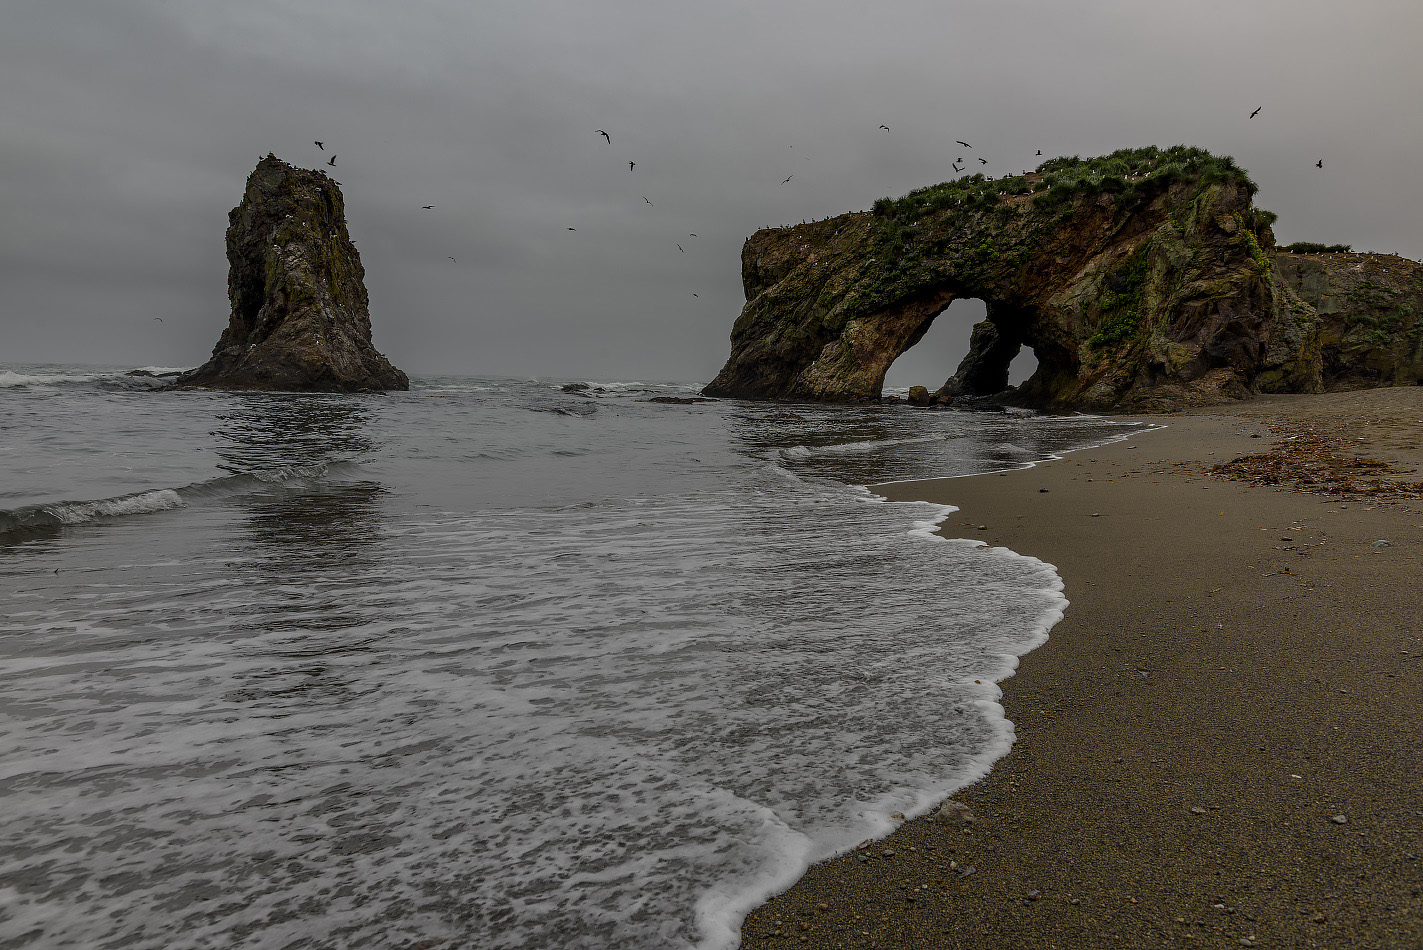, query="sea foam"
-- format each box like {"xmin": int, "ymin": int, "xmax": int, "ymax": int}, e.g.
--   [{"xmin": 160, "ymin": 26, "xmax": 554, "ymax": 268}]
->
[{"xmin": 0, "ymin": 372, "xmax": 1141, "ymax": 949}]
